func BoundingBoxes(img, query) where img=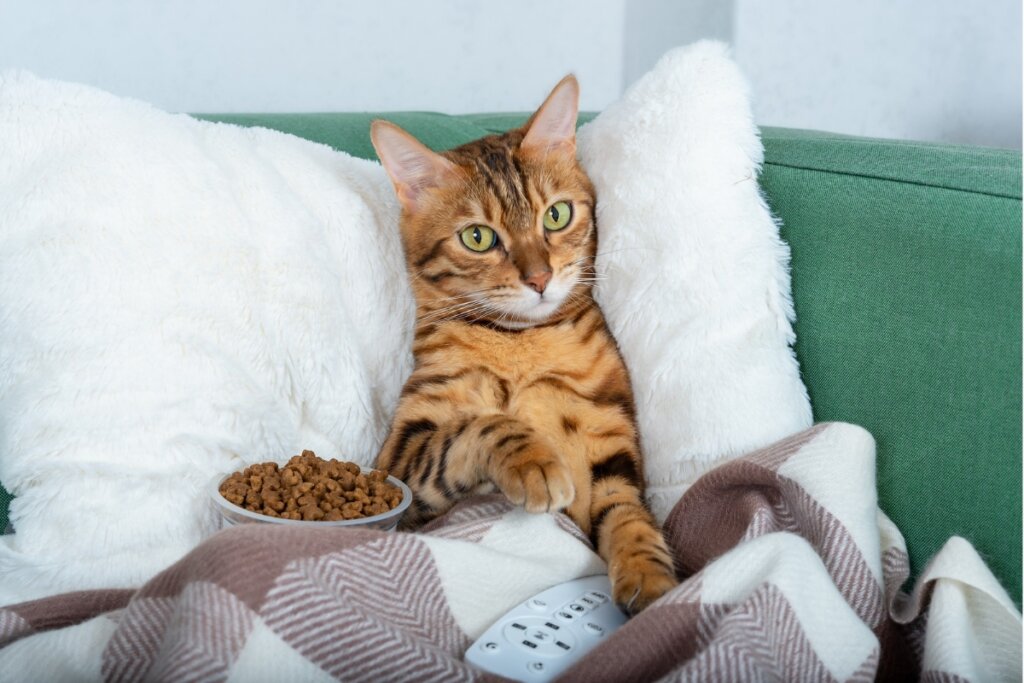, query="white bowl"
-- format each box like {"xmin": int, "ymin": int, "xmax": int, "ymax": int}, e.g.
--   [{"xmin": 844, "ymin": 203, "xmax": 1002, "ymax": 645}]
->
[{"xmin": 209, "ymin": 466, "xmax": 413, "ymax": 531}]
